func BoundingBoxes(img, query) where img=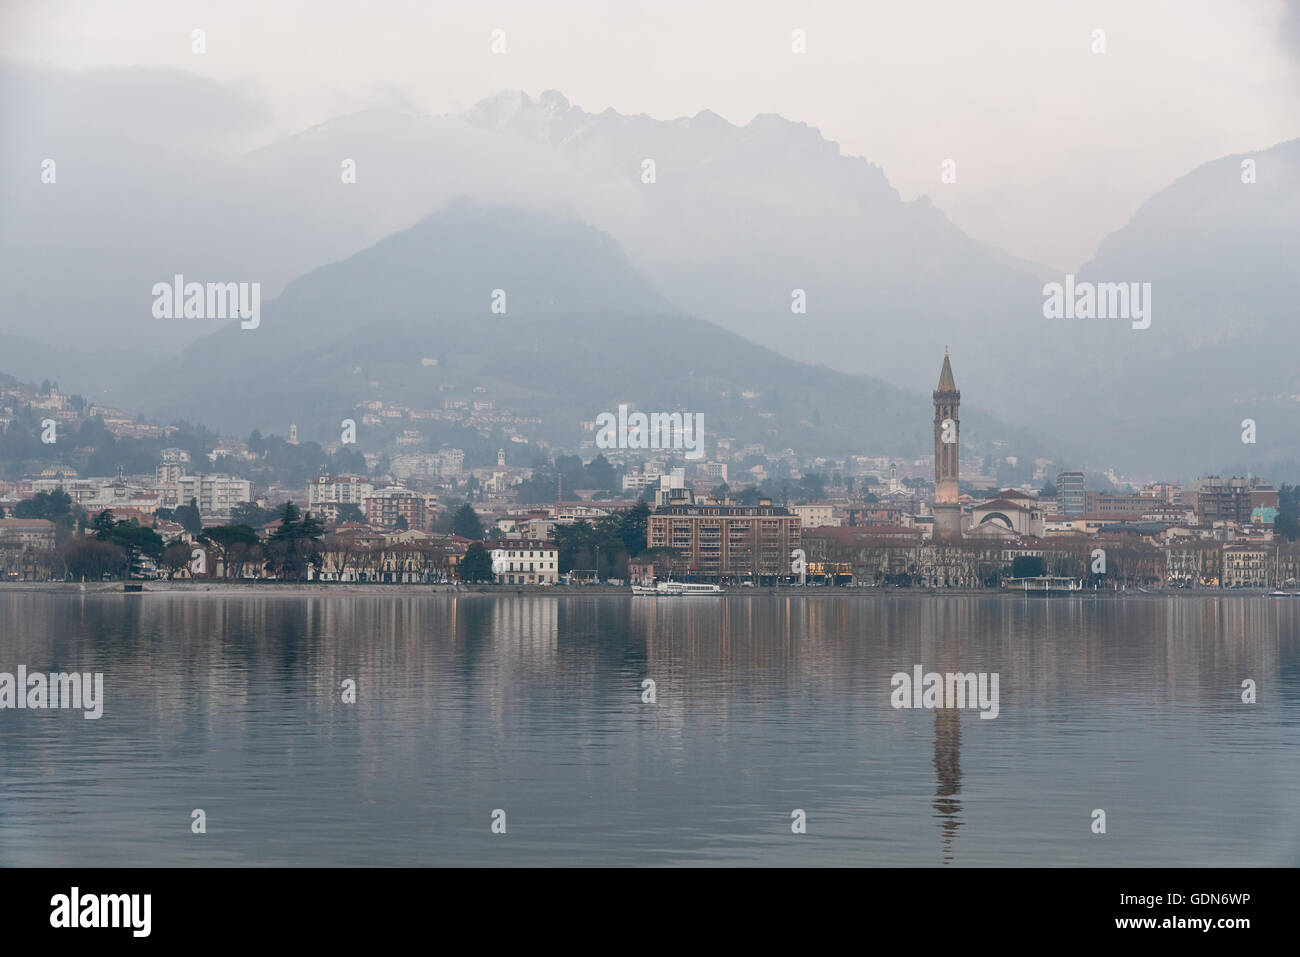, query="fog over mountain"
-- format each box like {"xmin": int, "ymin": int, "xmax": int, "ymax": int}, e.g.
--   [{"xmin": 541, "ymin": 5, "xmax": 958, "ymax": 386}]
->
[
  {"xmin": 117, "ymin": 199, "xmax": 1041, "ymax": 467},
  {"xmin": 1, "ymin": 66, "xmax": 1296, "ymax": 475}
]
